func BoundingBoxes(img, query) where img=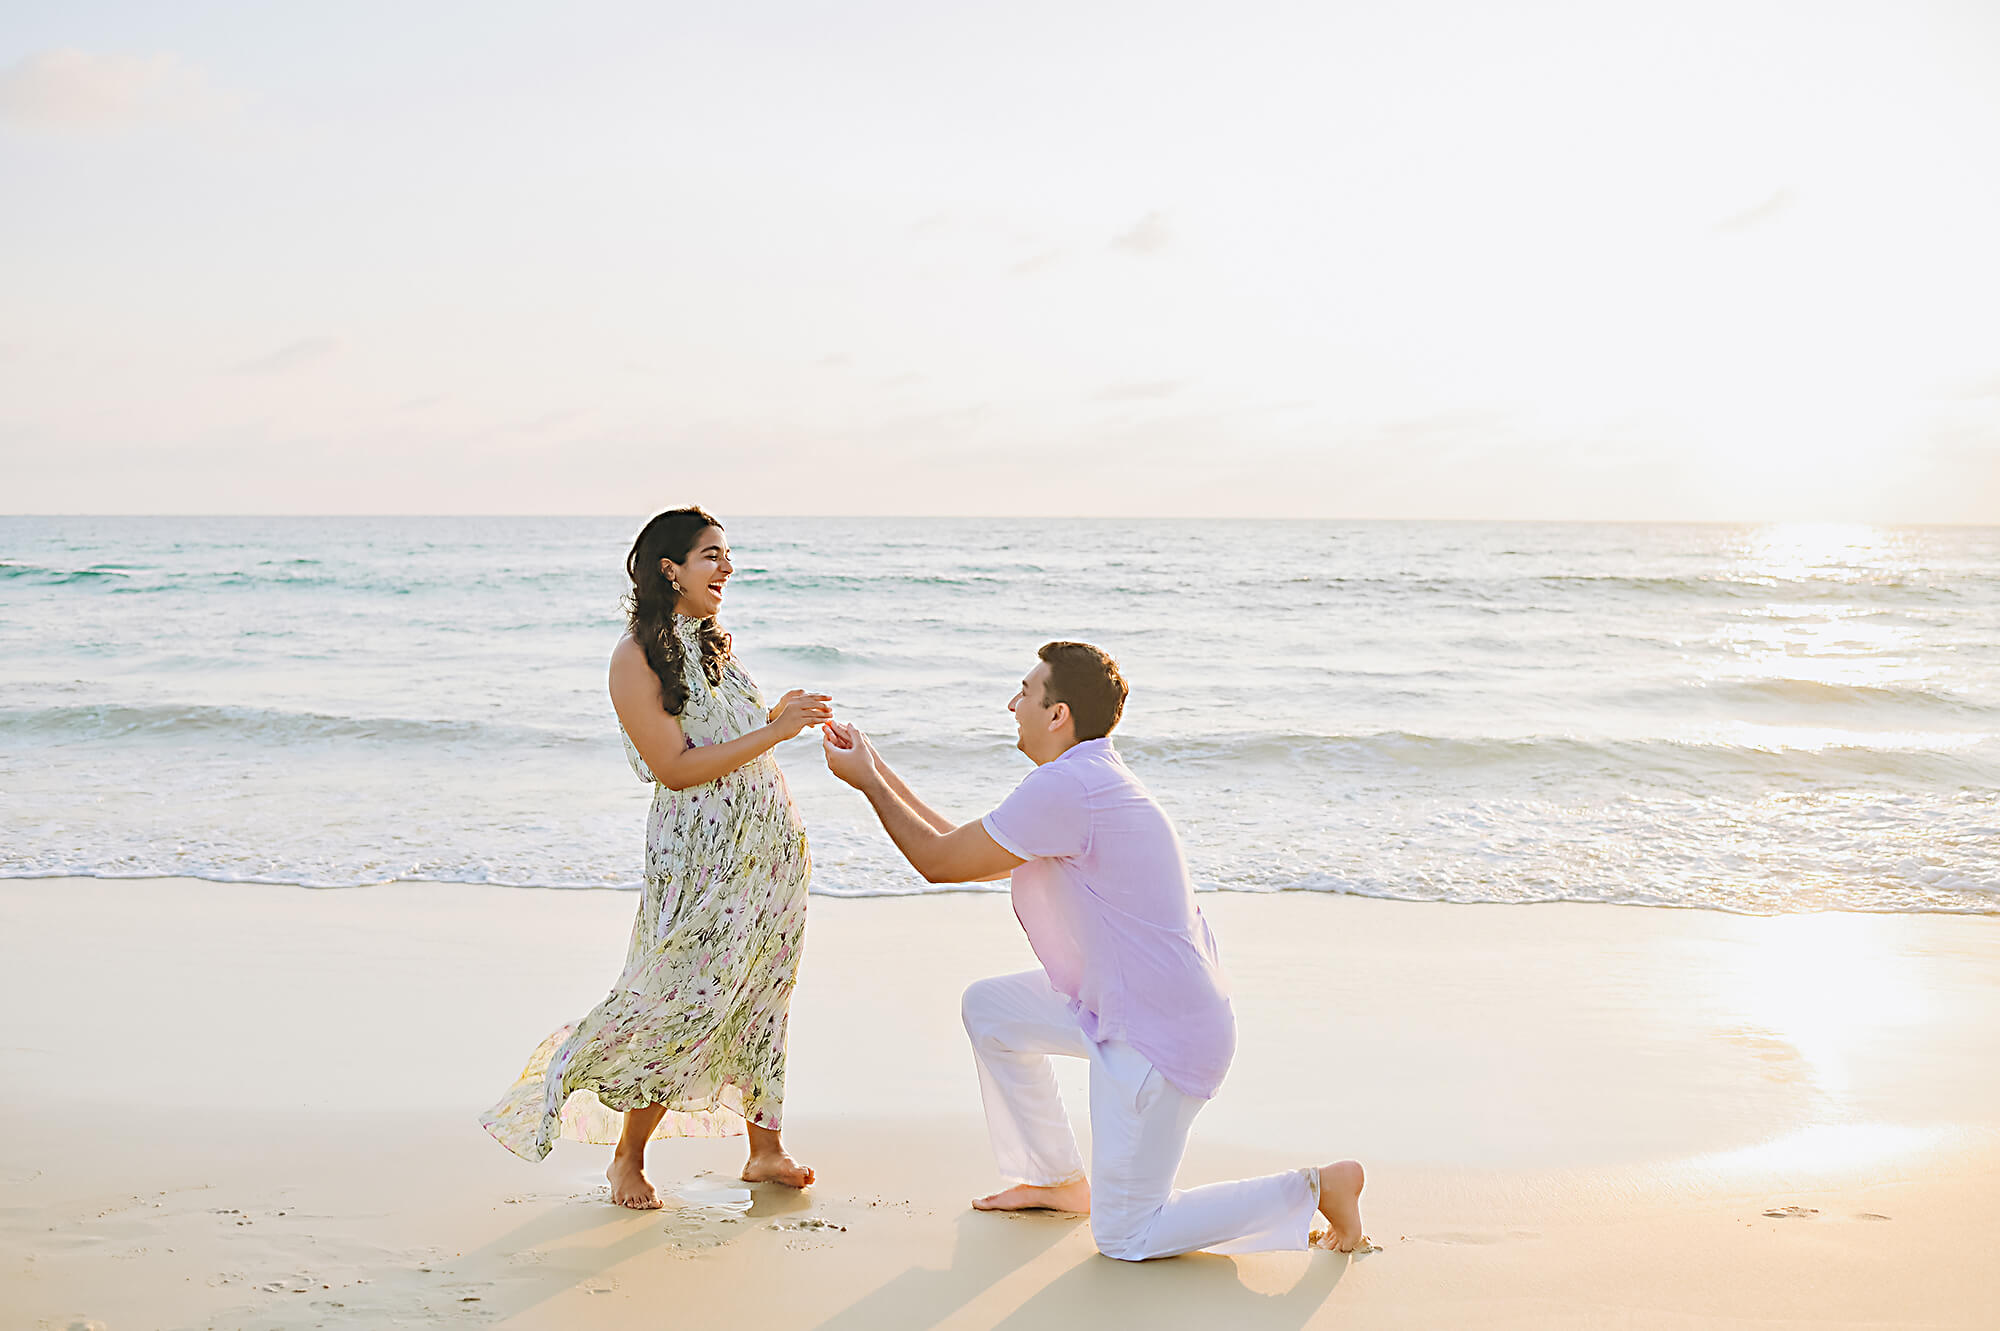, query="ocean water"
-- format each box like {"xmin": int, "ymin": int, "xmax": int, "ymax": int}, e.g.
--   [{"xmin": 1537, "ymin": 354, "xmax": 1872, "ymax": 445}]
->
[{"xmin": 3, "ymin": 516, "xmax": 1996, "ymax": 914}]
